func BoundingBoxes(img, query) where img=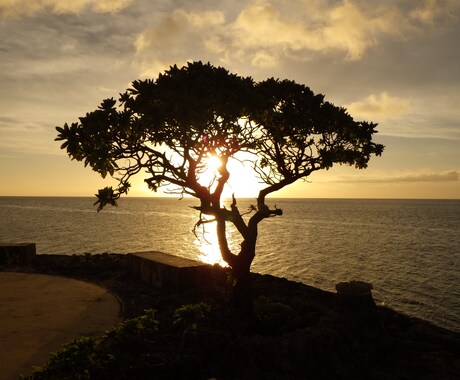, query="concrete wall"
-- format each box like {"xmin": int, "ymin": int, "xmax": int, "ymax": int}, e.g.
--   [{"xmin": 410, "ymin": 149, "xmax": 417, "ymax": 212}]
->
[
  {"xmin": 0, "ymin": 243, "xmax": 36, "ymax": 266},
  {"xmin": 127, "ymin": 251, "xmax": 212, "ymax": 289}
]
